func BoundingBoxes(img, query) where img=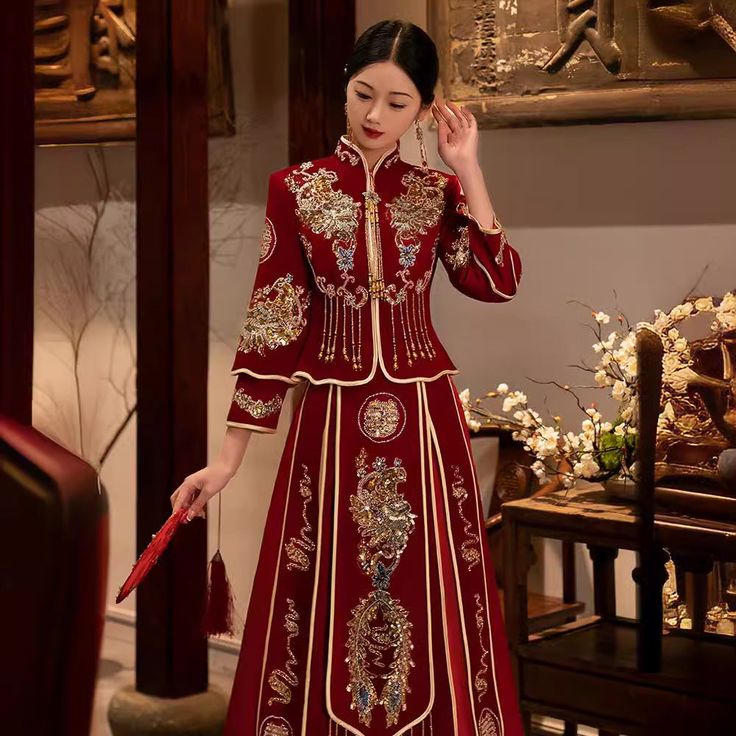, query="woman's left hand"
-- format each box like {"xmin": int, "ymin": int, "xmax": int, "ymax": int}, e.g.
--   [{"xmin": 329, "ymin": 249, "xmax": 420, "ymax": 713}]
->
[{"xmin": 431, "ymin": 99, "xmax": 479, "ymax": 175}]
